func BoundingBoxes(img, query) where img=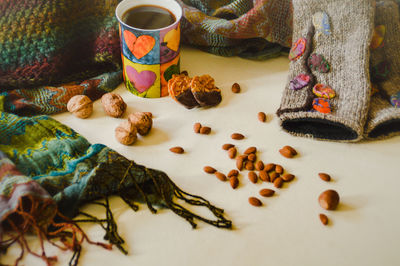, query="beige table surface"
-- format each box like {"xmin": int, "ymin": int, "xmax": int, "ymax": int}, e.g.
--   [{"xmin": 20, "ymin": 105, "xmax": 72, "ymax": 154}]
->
[{"xmin": 4, "ymin": 46, "xmax": 400, "ymax": 266}]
